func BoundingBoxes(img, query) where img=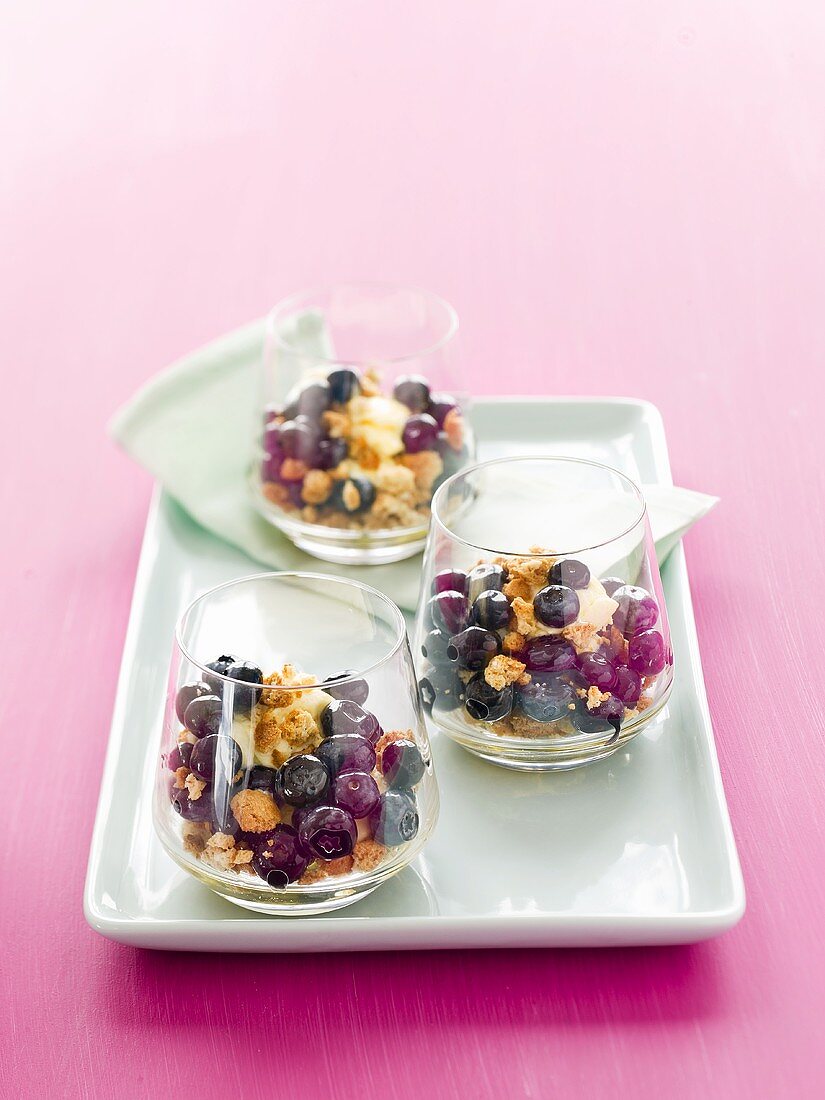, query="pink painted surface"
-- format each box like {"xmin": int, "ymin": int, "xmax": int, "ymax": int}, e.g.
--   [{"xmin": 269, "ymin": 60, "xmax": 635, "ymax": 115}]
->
[{"xmin": 1, "ymin": 1, "xmax": 823, "ymax": 1095}]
